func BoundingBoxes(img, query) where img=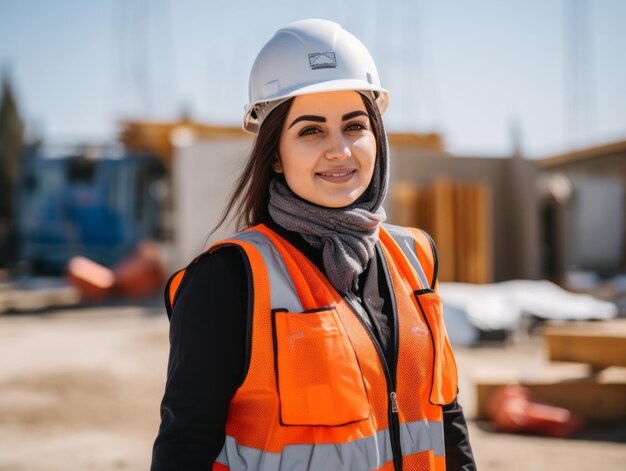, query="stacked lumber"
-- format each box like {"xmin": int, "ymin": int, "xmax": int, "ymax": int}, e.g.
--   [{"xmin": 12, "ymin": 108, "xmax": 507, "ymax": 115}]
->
[
  {"xmin": 475, "ymin": 319, "xmax": 626, "ymax": 422},
  {"xmin": 391, "ymin": 178, "xmax": 493, "ymax": 283}
]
